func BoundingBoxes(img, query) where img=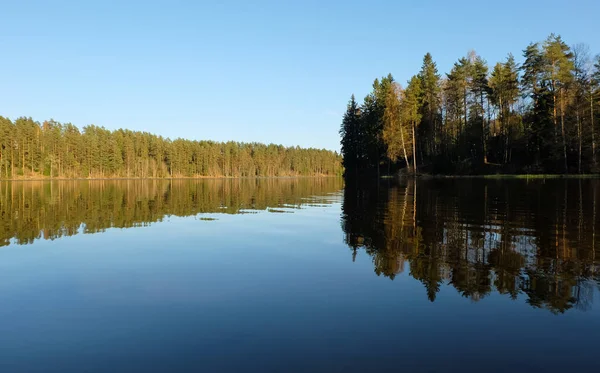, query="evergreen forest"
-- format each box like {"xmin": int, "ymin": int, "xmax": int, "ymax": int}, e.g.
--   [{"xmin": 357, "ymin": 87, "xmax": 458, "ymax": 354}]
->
[
  {"xmin": 340, "ymin": 34, "xmax": 600, "ymax": 176},
  {"xmin": 0, "ymin": 117, "xmax": 342, "ymax": 179}
]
